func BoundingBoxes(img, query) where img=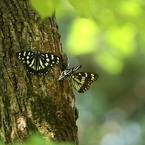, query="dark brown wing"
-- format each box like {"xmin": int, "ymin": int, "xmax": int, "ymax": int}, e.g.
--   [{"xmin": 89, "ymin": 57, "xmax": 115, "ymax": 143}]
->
[{"xmin": 71, "ymin": 72, "xmax": 98, "ymax": 93}]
